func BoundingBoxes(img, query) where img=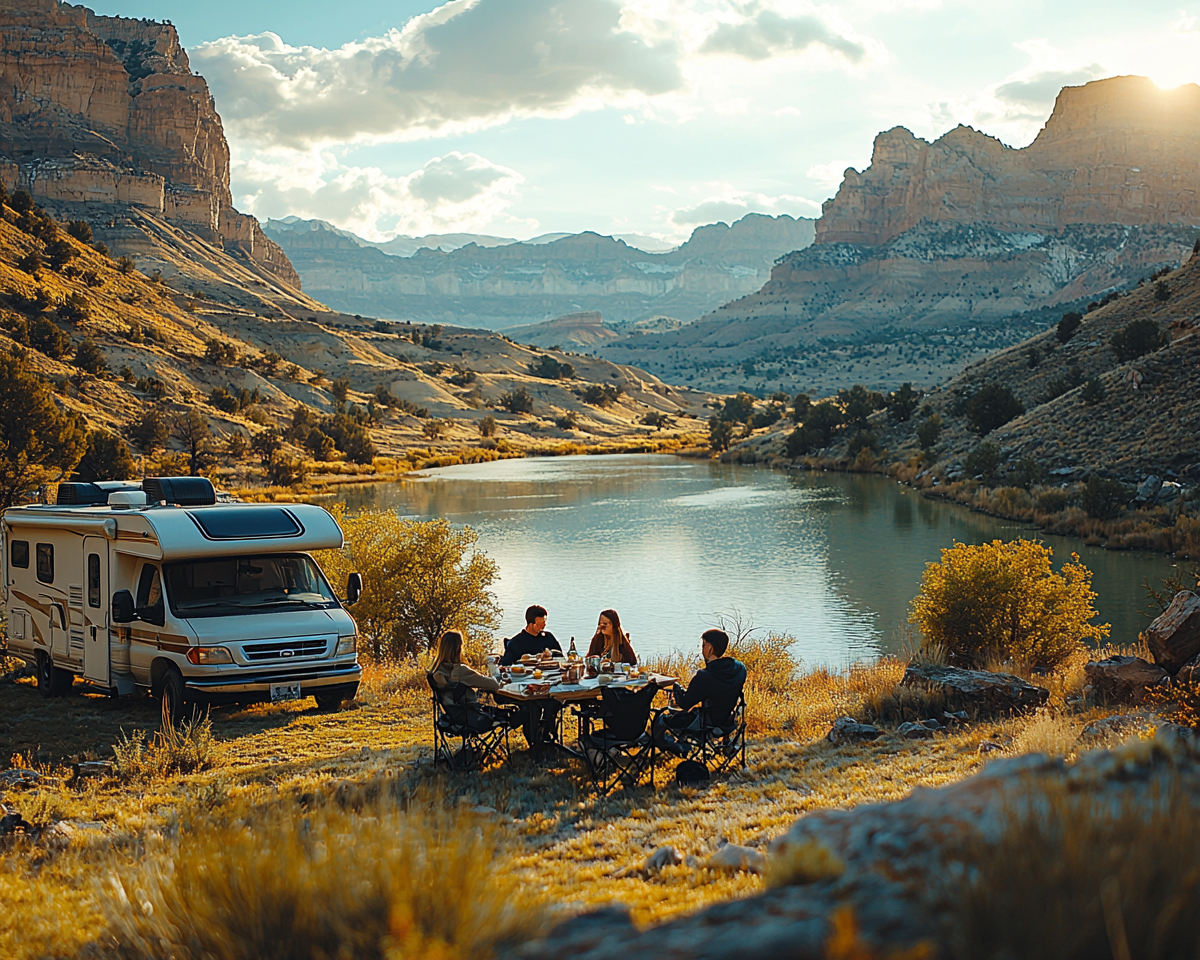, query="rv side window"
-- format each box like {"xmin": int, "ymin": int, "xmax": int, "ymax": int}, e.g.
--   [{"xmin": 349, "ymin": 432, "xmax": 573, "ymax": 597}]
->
[
  {"xmin": 136, "ymin": 564, "xmax": 164, "ymax": 624},
  {"xmin": 10, "ymin": 540, "xmax": 29, "ymax": 569},
  {"xmin": 88, "ymin": 554, "xmax": 101, "ymax": 607},
  {"xmin": 35, "ymin": 543, "xmax": 53, "ymax": 584}
]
